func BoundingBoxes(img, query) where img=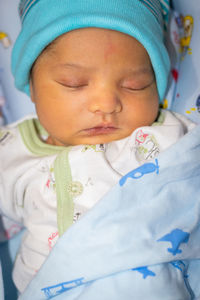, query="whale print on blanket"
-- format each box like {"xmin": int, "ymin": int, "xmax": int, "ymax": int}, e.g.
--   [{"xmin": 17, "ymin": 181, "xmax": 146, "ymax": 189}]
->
[{"xmin": 119, "ymin": 159, "xmax": 159, "ymax": 186}]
